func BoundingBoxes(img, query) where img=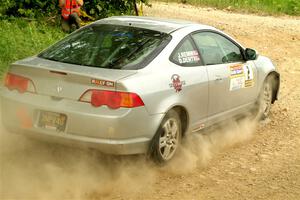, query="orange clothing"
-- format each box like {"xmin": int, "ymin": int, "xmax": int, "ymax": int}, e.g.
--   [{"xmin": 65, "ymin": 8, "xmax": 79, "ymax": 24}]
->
[{"xmin": 59, "ymin": 0, "xmax": 83, "ymax": 20}]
